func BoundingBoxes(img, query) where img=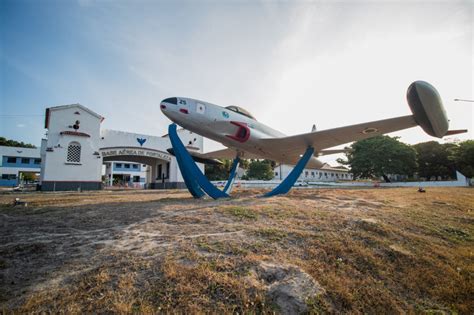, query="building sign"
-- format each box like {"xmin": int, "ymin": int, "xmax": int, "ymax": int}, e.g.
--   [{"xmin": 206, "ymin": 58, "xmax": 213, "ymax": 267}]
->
[{"xmin": 100, "ymin": 148, "xmax": 171, "ymax": 161}]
